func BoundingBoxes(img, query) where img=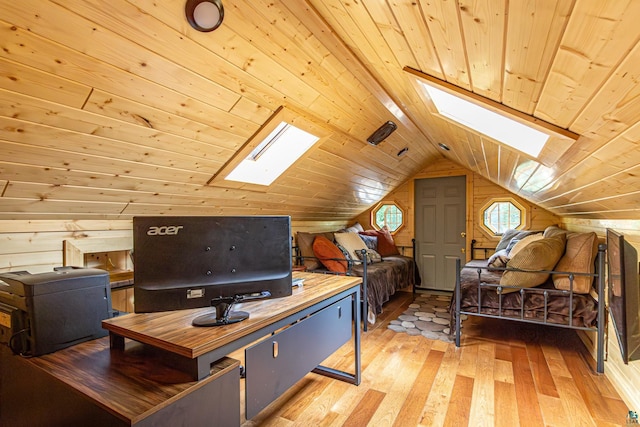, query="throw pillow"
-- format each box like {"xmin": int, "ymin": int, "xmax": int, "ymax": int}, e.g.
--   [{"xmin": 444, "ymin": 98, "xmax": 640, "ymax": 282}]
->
[
  {"xmin": 334, "ymin": 232, "xmax": 369, "ymax": 260},
  {"xmin": 296, "ymin": 231, "xmax": 335, "ymax": 270},
  {"xmin": 543, "ymin": 225, "xmax": 567, "ymax": 238},
  {"xmin": 553, "ymin": 232, "xmax": 599, "ymax": 294},
  {"xmin": 487, "ymin": 249, "xmax": 509, "ymax": 271},
  {"xmin": 496, "ymin": 228, "xmax": 520, "ymax": 252},
  {"xmin": 500, "ymin": 233, "xmax": 566, "ymax": 293},
  {"xmin": 508, "ymin": 233, "xmax": 544, "ymax": 258},
  {"xmin": 312, "ymin": 235, "xmax": 348, "ymax": 273},
  {"xmin": 356, "ymin": 248, "xmax": 383, "ymax": 264},
  {"xmin": 340, "ymin": 222, "xmax": 365, "ymax": 234},
  {"xmin": 336, "ymin": 244, "xmax": 354, "ymax": 269},
  {"xmin": 358, "ymin": 234, "xmax": 378, "ymax": 250},
  {"xmin": 359, "ymin": 226, "xmax": 399, "ymax": 257}
]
